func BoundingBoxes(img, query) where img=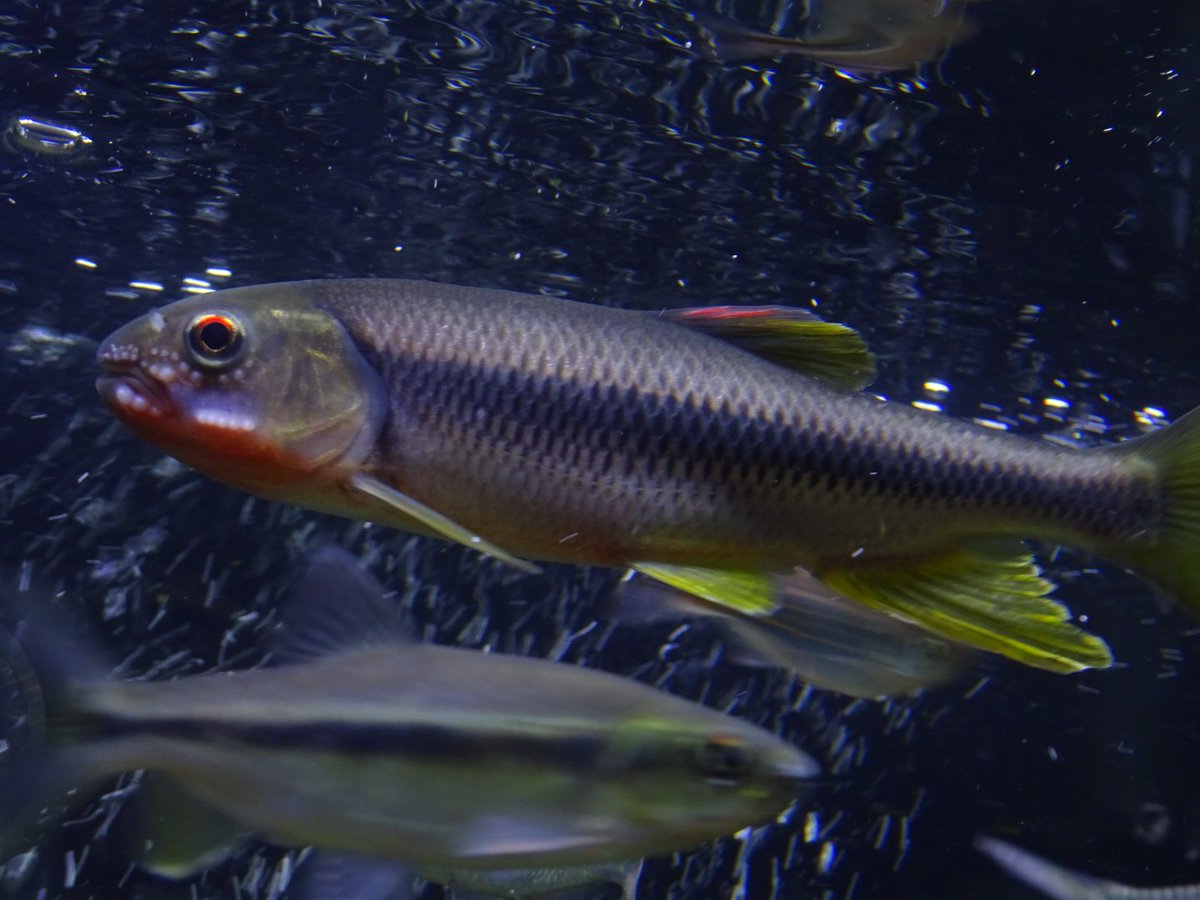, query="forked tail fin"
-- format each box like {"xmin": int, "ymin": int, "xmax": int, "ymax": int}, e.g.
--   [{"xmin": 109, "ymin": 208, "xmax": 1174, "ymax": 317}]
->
[
  {"xmin": 1103, "ymin": 406, "xmax": 1200, "ymax": 618},
  {"xmin": 0, "ymin": 589, "xmax": 109, "ymax": 859}
]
